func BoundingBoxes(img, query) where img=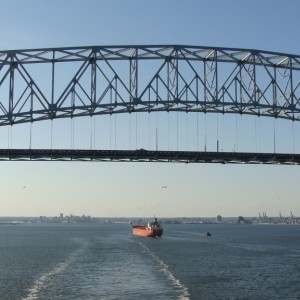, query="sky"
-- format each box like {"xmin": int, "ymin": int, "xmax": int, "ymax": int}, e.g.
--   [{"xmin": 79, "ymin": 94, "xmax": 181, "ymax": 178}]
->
[{"xmin": 0, "ymin": 0, "xmax": 300, "ymax": 218}]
